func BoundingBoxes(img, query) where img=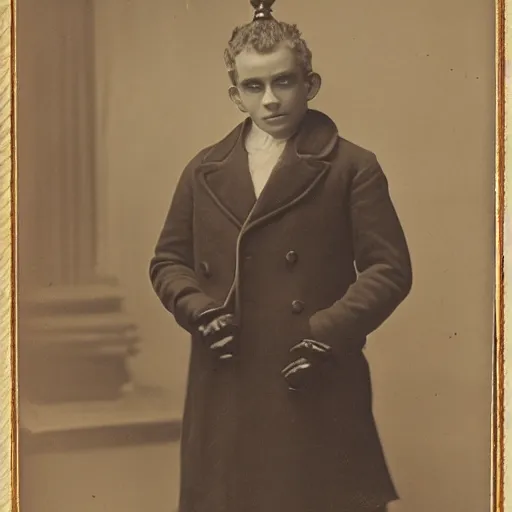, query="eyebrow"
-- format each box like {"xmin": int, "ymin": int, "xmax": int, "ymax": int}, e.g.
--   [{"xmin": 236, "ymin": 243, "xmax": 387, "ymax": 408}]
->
[{"xmin": 239, "ymin": 71, "xmax": 297, "ymax": 87}]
